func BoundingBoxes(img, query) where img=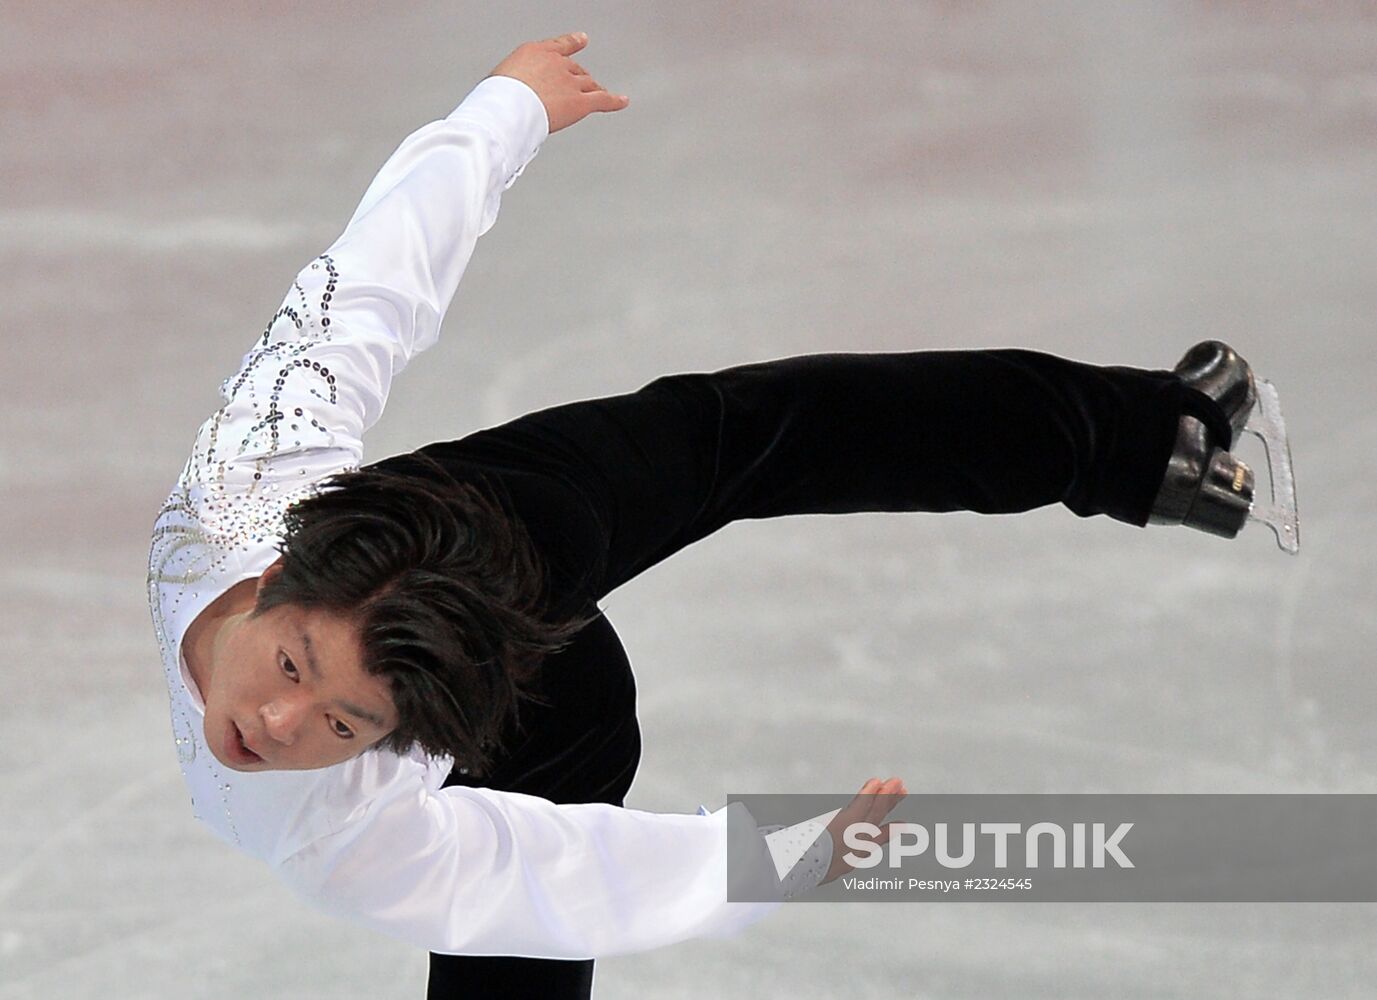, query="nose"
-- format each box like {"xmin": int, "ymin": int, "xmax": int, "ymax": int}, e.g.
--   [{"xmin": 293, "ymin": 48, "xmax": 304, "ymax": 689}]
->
[{"xmin": 259, "ymin": 695, "xmax": 307, "ymax": 746}]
